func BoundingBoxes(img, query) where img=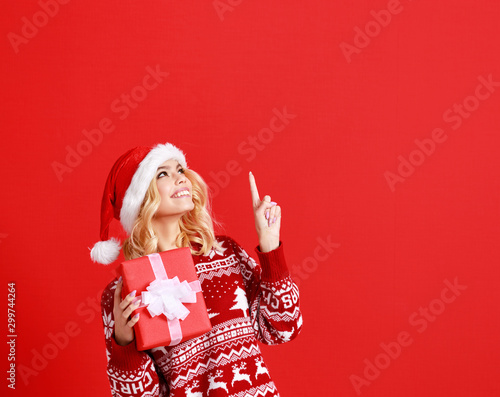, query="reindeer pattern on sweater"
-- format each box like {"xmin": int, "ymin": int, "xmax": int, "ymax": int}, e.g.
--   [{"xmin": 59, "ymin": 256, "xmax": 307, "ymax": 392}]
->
[{"xmin": 100, "ymin": 235, "xmax": 302, "ymax": 396}]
